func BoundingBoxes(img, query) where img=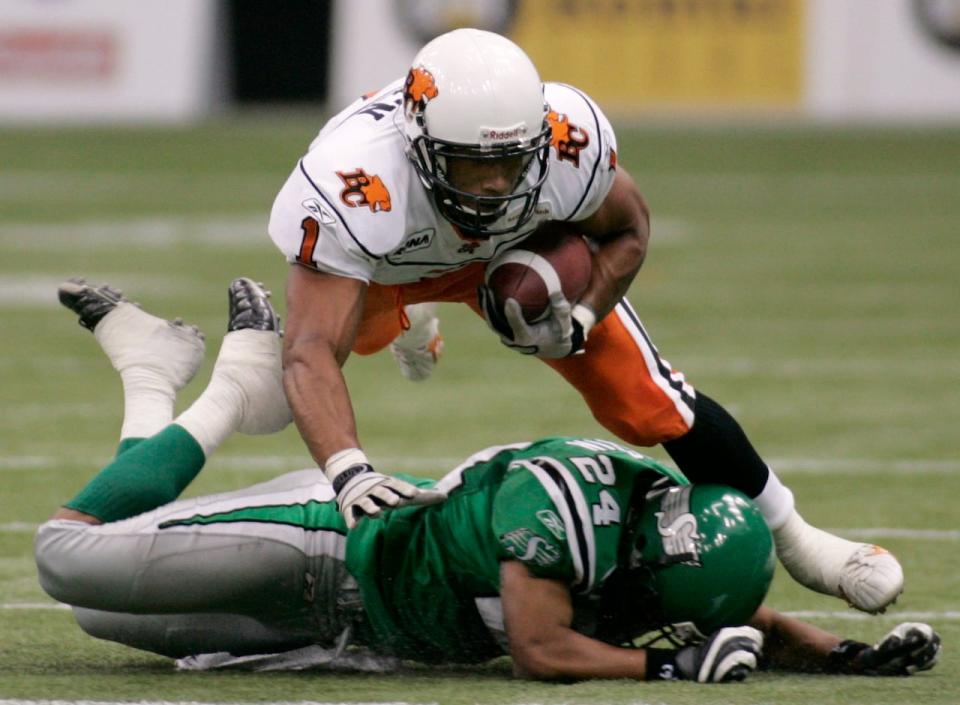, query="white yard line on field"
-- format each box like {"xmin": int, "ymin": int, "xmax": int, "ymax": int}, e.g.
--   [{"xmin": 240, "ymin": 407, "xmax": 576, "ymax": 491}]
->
[
  {"xmin": 0, "ymin": 216, "xmax": 268, "ymax": 248},
  {"xmin": 769, "ymin": 457, "xmax": 960, "ymax": 474}
]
